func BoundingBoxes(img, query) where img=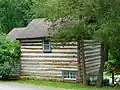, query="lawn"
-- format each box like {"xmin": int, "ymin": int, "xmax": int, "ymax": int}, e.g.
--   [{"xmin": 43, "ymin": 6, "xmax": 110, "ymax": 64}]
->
[{"xmin": 12, "ymin": 79, "xmax": 119, "ymax": 90}]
